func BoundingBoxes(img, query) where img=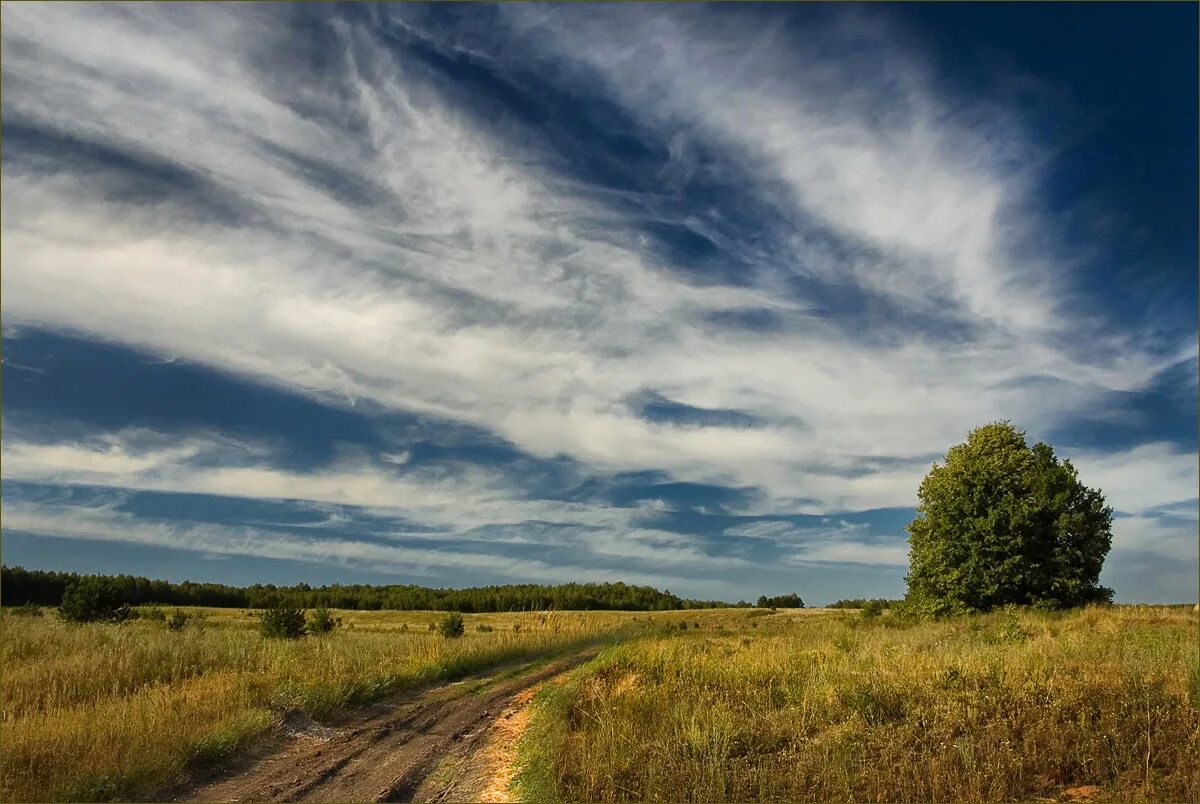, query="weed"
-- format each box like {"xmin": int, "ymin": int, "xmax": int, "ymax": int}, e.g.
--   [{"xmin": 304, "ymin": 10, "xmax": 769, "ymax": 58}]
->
[{"xmin": 998, "ymin": 605, "xmax": 1028, "ymax": 644}]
